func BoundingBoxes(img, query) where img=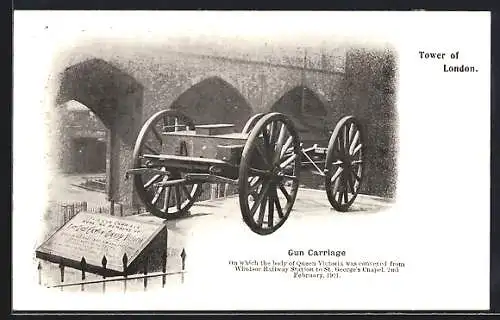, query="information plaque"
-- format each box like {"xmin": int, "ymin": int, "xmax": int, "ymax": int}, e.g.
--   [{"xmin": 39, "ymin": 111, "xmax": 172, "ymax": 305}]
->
[{"xmin": 36, "ymin": 212, "xmax": 167, "ymax": 276}]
